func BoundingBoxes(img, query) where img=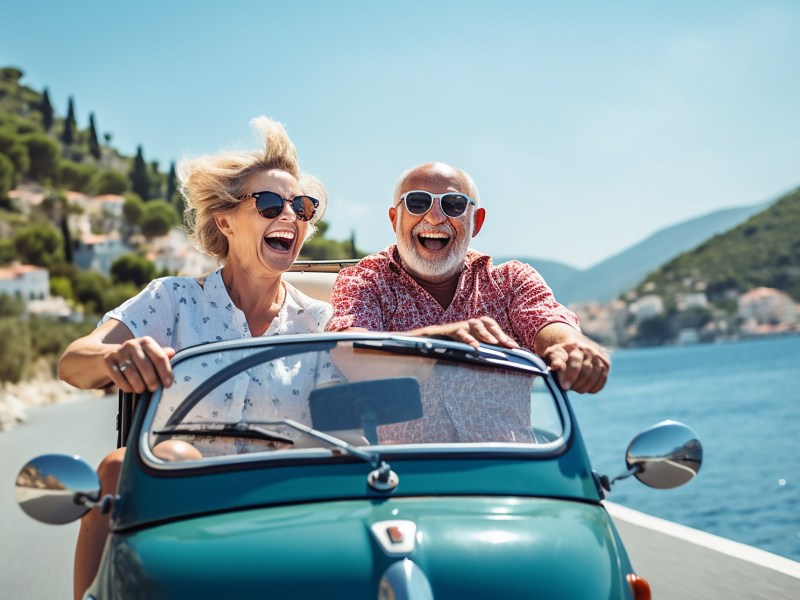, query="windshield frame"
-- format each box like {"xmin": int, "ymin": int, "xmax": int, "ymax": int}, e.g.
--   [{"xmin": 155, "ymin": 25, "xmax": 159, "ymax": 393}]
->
[{"xmin": 137, "ymin": 333, "xmax": 573, "ymax": 472}]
